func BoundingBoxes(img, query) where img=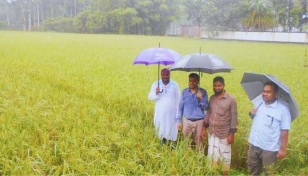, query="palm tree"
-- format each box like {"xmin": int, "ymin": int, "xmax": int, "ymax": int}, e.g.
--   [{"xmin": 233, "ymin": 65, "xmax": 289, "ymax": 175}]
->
[{"xmin": 242, "ymin": 0, "xmax": 275, "ymax": 32}]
